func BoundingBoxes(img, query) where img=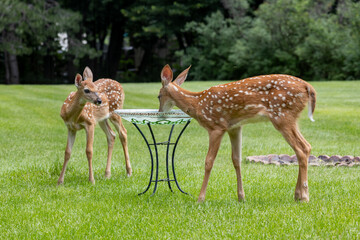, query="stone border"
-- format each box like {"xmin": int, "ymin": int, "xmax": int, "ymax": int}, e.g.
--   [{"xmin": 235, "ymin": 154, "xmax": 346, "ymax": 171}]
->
[{"xmin": 246, "ymin": 154, "xmax": 360, "ymax": 167}]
